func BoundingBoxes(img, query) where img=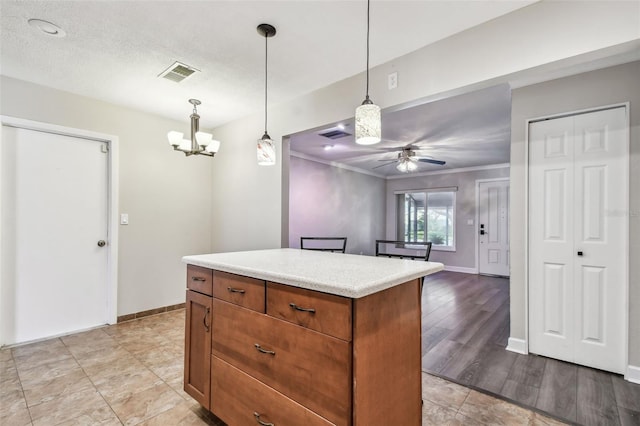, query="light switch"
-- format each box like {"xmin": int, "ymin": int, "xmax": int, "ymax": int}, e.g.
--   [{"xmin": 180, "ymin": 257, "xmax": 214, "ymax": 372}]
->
[
  {"xmin": 120, "ymin": 214, "xmax": 129, "ymax": 225},
  {"xmin": 467, "ymin": 219, "xmax": 474, "ymax": 225}
]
